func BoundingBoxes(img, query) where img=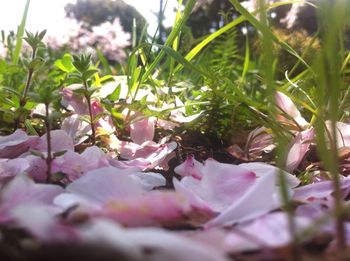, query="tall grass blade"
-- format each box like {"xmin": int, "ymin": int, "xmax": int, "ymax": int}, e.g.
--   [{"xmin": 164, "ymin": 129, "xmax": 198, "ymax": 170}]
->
[{"xmin": 13, "ymin": 0, "xmax": 30, "ymax": 65}]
